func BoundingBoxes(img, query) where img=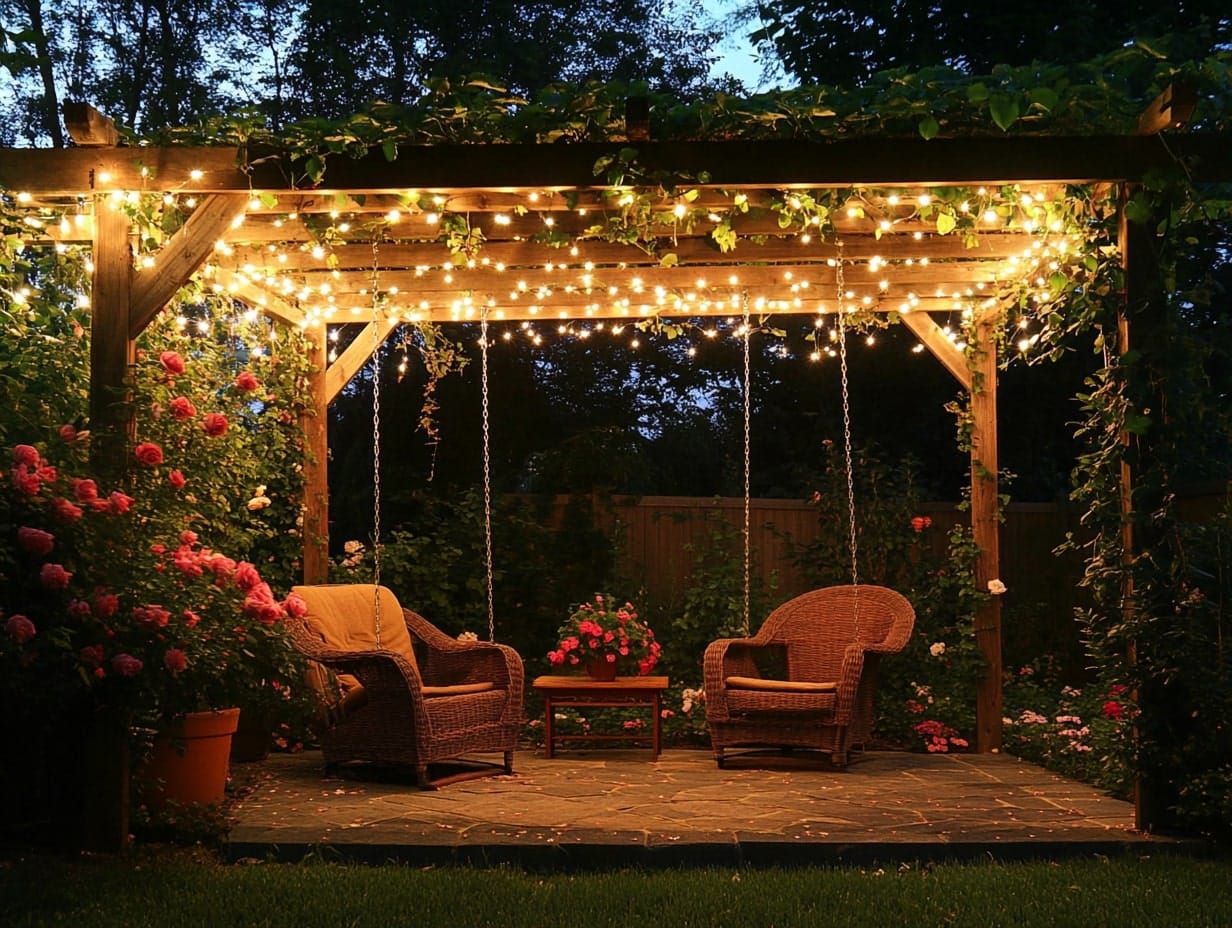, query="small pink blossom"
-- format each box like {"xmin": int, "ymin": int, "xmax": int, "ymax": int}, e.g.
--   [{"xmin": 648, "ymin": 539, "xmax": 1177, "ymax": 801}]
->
[
  {"xmin": 133, "ymin": 605, "xmax": 171, "ymax": 629},
  {"xmin": 201, "ymin": 413, "xmax": 229, "ymax": 437},
  {"xmin": 163, "ymin": 648, "xmax": 188, "ymax": 673},
  {"xmin": 93, "ymin": 591, "xmax": 119, "ymax": 619},
  {"xmin": 168, "ymin": 468, "xmax": 187, "ymax": 490},
  {"xmin": 6, "ymin": 614, "xmax": 36, "ymax": 644},
  {"xmin": 235, "ymin": 370, "xmax": 259, "ymax": 392},
  {"xmin": 72, "ymin": 478, "xmax": 99, "ymax": 502},
  {"xmin": 40, "ymin": 562, "xmax": 72, "ymax": 590},
  {"xmin": 111, "ymin": 653, "xmax": 143, "ymax": 677},
  {"xmin": 169, "ymin": 396, "xmax": 197, "ymax": 420},
  {"xmin": 159, "ymin": 351, "xmax": 186, "ymax": 375},
  {"xmin": 17, "ymin": 526, "xmax": 54, "ymax": 555},
  {"xmin": 108, "ymin": 491, "xmax": 134, "ymax": 514},
  {"xmin": 233, "ymin": 561, "xmax": 262, "ymax": 591},
  {"xmin": 12, "ymin": 444, "xmax": 40, "ymax": 467},
  {"xmin": 283, "ymin": 592, "xmax": 308, "ymax": 618},
  {"xmin": 134, "ymin": 442, "xmax": 164, "ymax": 467},
  {"xmin": 50, "ymin": 500, "xmax": 83, "ymax": 522}
]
